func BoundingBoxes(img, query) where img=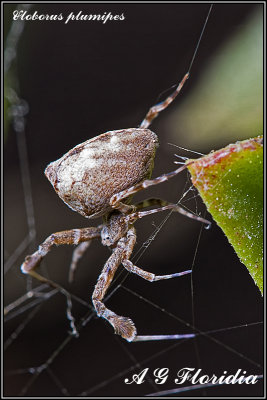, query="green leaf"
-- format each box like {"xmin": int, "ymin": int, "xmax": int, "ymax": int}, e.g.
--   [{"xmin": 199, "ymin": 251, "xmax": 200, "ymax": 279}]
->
[
  {"xmin": 187, "ymin": 136, "xmax": 263, "ymax": 294},
  {"xmin": 167, "ymin": 9, "xmax": 263, "ymax": 149}
]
